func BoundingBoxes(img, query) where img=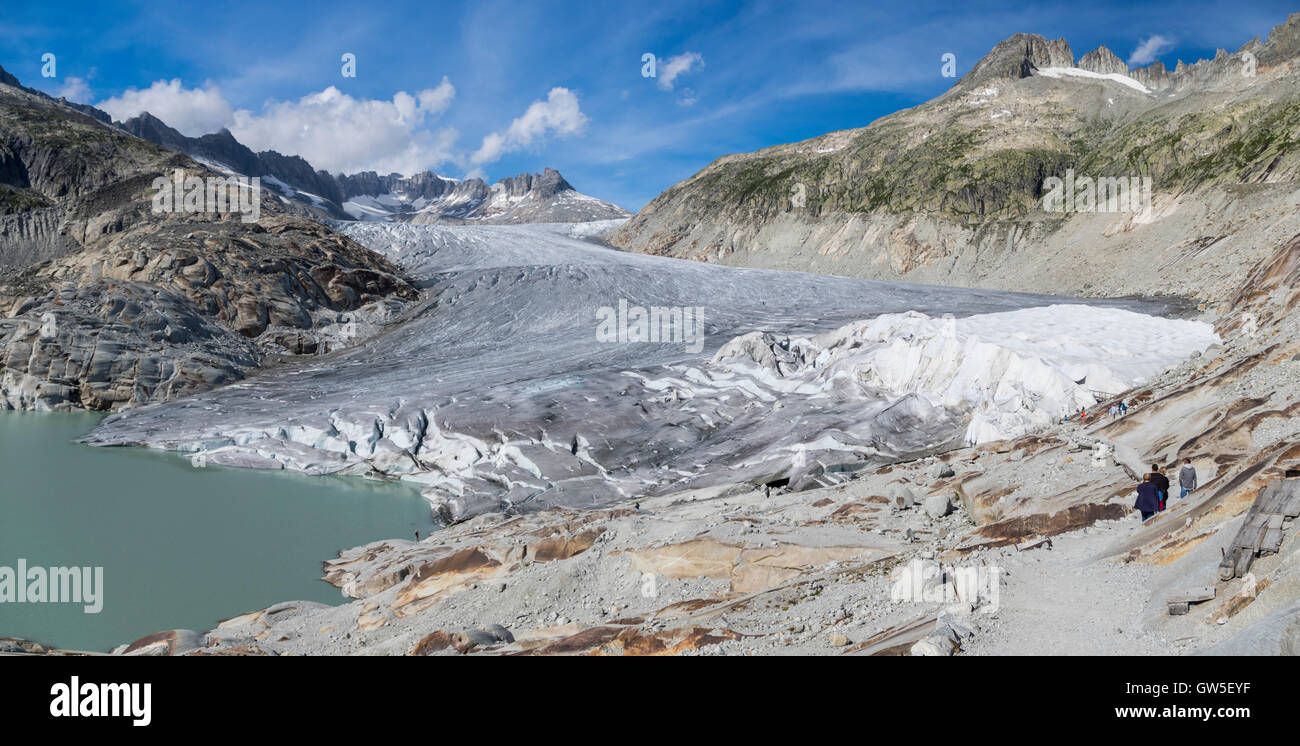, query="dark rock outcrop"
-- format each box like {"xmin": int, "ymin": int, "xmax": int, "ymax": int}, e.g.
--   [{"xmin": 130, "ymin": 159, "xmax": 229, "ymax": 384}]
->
[{"xmin": 0, "ymin": 66, "xmax": 418, "ymax": 411}]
